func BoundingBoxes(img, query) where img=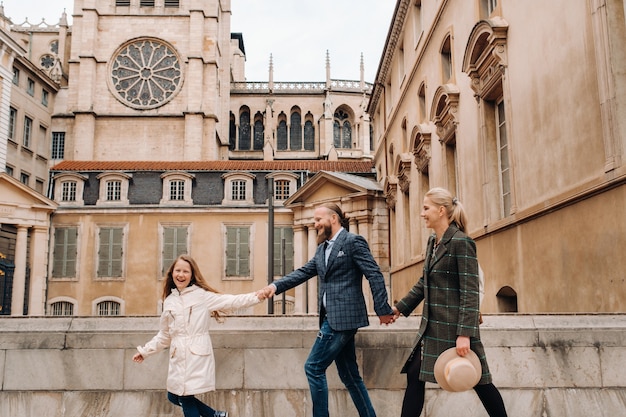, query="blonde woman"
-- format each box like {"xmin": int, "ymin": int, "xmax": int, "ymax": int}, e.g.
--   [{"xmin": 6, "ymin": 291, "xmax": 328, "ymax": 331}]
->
[{"xmin": 393, "ymin": 188, "xmax": 508, "ymax": 417}]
